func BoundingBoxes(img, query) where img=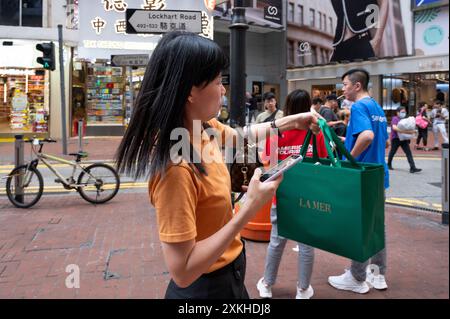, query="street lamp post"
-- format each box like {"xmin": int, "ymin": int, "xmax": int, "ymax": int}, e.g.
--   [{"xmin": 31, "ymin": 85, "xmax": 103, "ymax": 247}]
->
[{"xmin": 229, "ymin": 0, "xmax": 249, "ymax": 128}]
